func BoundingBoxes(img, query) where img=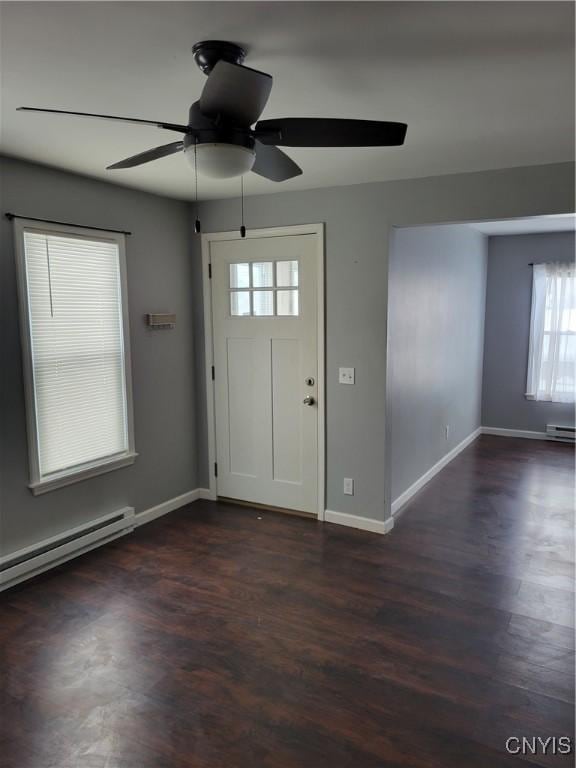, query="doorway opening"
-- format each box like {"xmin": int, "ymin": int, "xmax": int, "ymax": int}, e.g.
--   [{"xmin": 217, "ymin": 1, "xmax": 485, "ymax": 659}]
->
[{"xmin": 386, "ymin": 213, "xmax": 575, "ymax": 517}]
